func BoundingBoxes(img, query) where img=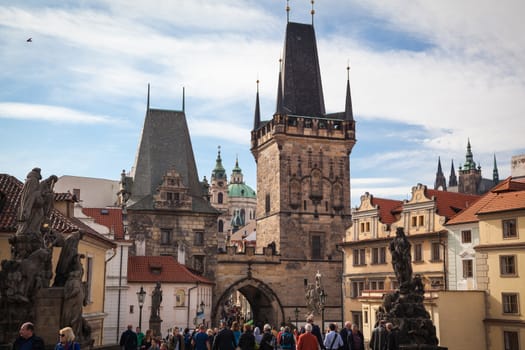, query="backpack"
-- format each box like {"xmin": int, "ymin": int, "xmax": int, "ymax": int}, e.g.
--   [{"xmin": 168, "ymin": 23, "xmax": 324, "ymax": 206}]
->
[{"xmin": 280, "ymin": 333, "xmax": 293, "ymax": 349}]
